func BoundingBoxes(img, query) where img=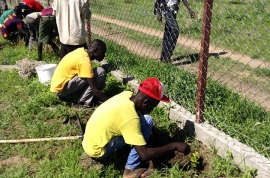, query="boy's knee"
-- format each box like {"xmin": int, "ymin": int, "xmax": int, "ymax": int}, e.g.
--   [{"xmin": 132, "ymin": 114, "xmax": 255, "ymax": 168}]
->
[
  {"xmin": 141, "ymin": 115, "xmax": 153, "ymax": 140},
  {"xmin": 96, "ymin": 67, "xmax": 106, "ymax": 77},
  {"xmin": 96, "ymin": 67, "xmax": 106, "ymax": 81},
  {"xmin": 95, "ymin": 67, "xmax": 106, "ymax": 89},
  {"xmin": 143, "ymin": 115, "xmax": 154, "ymax": 126},
  {"xmin": 97, "ymin": 67, "xmax": 106, "ymax": 81}
]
